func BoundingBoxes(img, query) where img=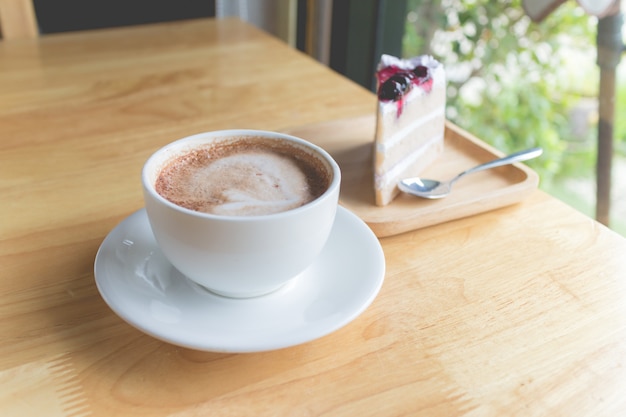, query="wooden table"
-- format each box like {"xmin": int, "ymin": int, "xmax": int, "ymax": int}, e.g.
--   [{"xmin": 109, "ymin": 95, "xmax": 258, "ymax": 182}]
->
[{"xmin": 1, "ymin": 18, "xmax": 625, "ymax": 417}]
